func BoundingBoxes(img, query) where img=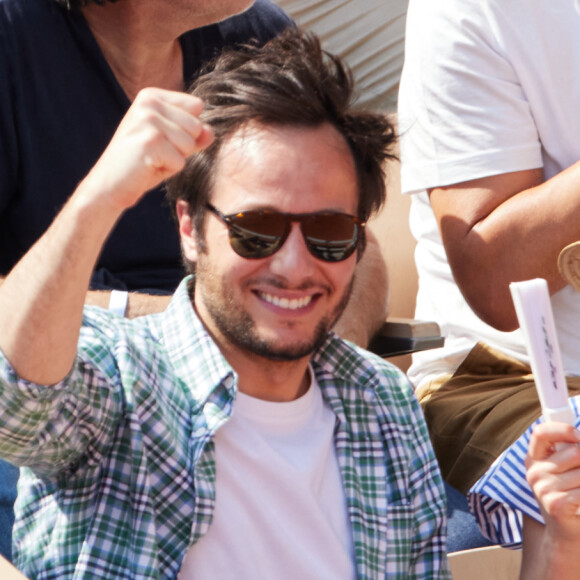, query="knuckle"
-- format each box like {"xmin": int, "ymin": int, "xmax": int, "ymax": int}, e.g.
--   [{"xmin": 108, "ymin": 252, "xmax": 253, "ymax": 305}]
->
[{"xmin": 136, "ymin": 87, "xmax": 158, "ymax": 103}]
